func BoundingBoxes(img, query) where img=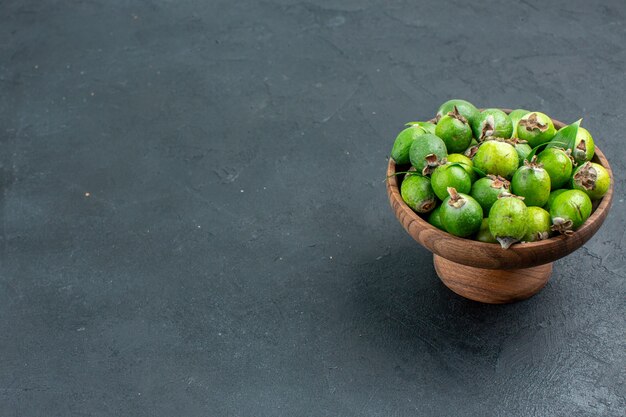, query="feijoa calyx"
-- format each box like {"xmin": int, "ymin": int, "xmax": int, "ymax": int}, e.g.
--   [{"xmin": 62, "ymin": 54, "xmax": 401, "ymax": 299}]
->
[
  {"xmin": 400, "ymin": 174, "xmax": 437, "ymax": 213},
  {"xmin": 571, "ymin": 161, "xmax": 610, "ymax": 200},
  {"xmin": 550, "ymin": 189, "xmax": 592, "ymax": 234},
  {"xmin": 409, "ymin": 134, "xmax": 447, "ymax": 175},
  {"xmin": 488, "ymin": 194, "xmax": 528, "ymax": 249},
  {"xmin": 440, "ymin": 187, "xmax": 483, "ymax": 238},
  {"xmin": 510, "ymin": 157, "xmax": 551, "ymax": 207}
]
